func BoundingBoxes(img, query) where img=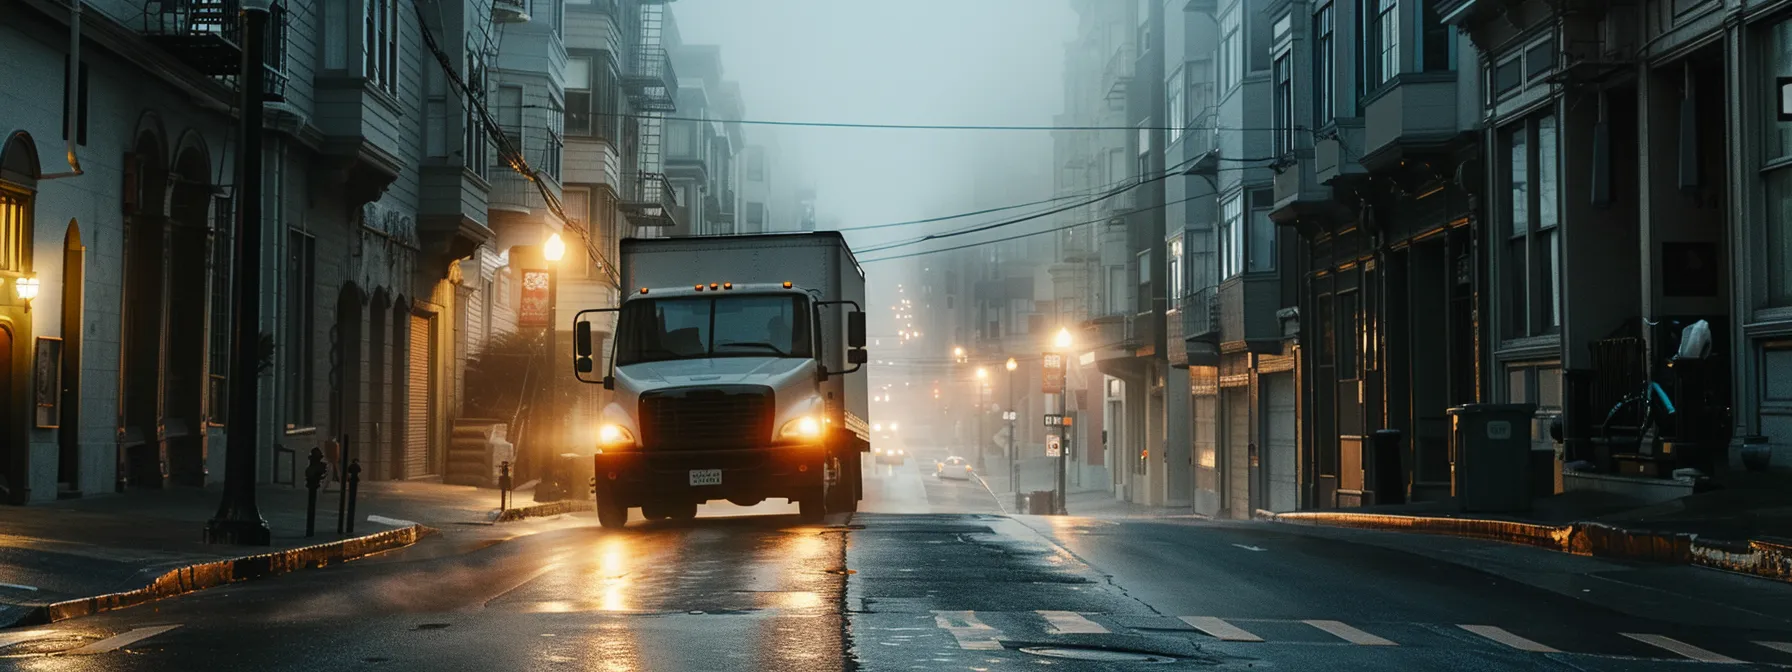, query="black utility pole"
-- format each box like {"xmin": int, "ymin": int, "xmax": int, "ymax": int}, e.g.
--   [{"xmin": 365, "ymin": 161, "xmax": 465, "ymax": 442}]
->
[{"xmin": 205, "ymin": 1, "xmax": 273, "ymax": 545}]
